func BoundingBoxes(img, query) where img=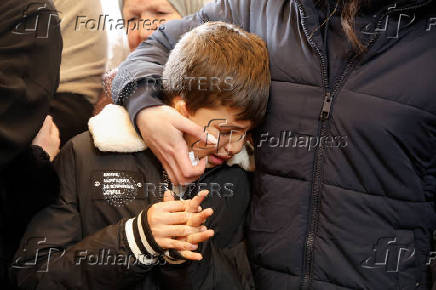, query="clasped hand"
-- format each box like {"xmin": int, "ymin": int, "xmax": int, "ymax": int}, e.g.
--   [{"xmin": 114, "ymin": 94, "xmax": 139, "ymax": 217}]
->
[{"xmin": 147, "ymin": 189, "xmax": 214, "ymax": 260}]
